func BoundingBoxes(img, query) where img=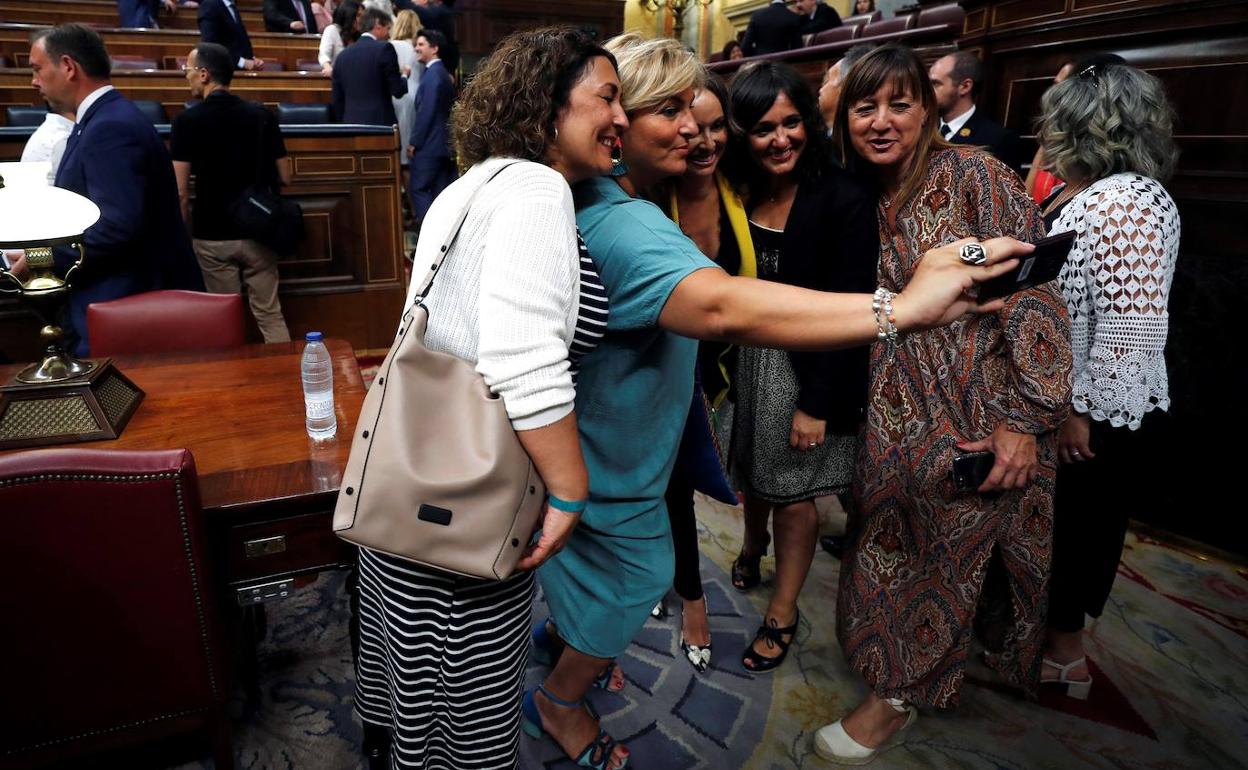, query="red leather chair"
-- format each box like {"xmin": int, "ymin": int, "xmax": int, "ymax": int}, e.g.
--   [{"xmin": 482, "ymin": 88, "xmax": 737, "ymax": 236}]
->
[
  {"xmin": 844, "ymin": 11, "xmax": 882, "ymax": 26},
  {"xmin": 88, "ymin": 290, "xmax": 246, "ymax": 356},
  {"xmin": 861, "ymin": 16, "xmax": 916, "ymax": 38},
  {"xmin": 812, "ymin": 25, "xmax": 862, "ymax": 46},
  {"xmin": 296, "ymin": 58, "xmax": 322, "ymax": 71},
  {"xmin": 0, "ymin": 448, "xmax": 233, "ymax": 768},
  {"xmin": 917, "ymin": 3, "xmax": 966, "ymax": 35},
  {"xmin": 111, "ymin": 54, "xmax": 159, "ymax": 70}
]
